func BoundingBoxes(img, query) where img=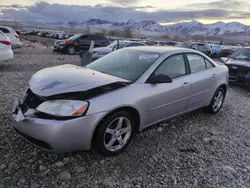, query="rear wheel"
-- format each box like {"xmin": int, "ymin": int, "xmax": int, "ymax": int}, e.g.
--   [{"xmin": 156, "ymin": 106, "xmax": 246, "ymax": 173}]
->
[
  {"xmin": 67, "ymin": 46, "xmax": 76, "ymax": 55},
  {"xmin": 93, "ymin": 111, "xmax": 135, "ymax": 156},
  {"xmin": 206, "ymin": 87, "xmax": 226, "ymax": 114}
]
